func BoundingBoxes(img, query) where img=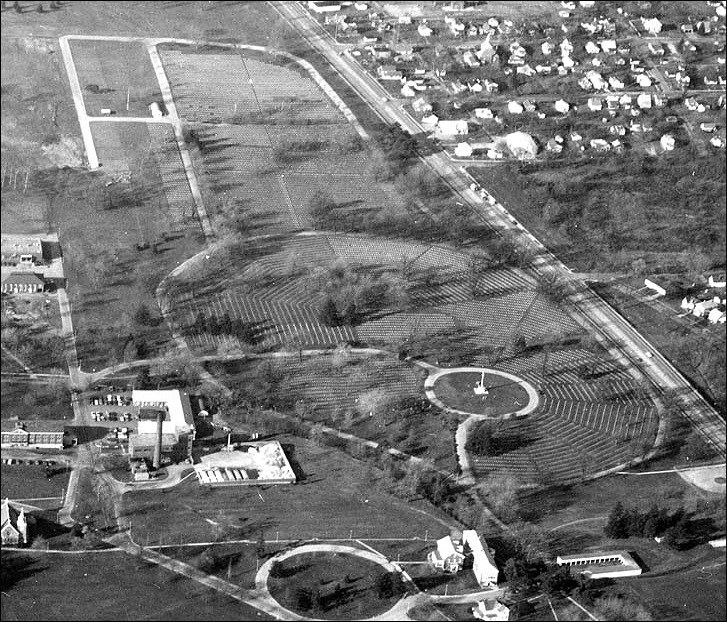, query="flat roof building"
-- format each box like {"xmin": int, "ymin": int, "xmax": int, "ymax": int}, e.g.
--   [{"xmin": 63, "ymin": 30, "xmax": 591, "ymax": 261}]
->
[
  {"xmin": 556, "ymin": 550, "xmax": 642, "ymax": 579},
  {"xmin": 195, "ymin": 441, "xmax": 296, "ymax": 486}
]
